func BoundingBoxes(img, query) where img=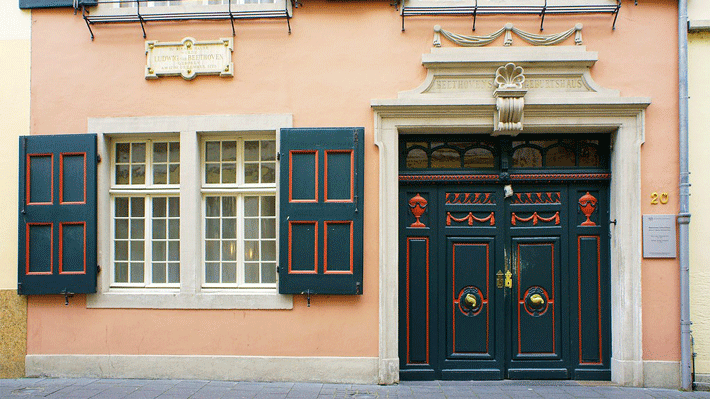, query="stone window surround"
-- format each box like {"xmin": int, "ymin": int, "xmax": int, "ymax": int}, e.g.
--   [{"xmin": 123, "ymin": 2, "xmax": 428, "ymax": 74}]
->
[
  {"xmin": 371, "ymin": 46, "xmax": 660, "ymax": 387},
  {"xmin": 87, "ymin": 114, "xmax": 294, "ymax": 309}
]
